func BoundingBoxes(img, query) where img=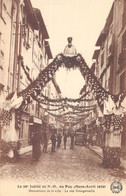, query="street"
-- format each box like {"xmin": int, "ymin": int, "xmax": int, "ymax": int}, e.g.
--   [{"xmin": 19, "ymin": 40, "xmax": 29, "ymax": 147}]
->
[{"xmin": 0, "ymin": 139, "xmax": 125, "ymax": 184}]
